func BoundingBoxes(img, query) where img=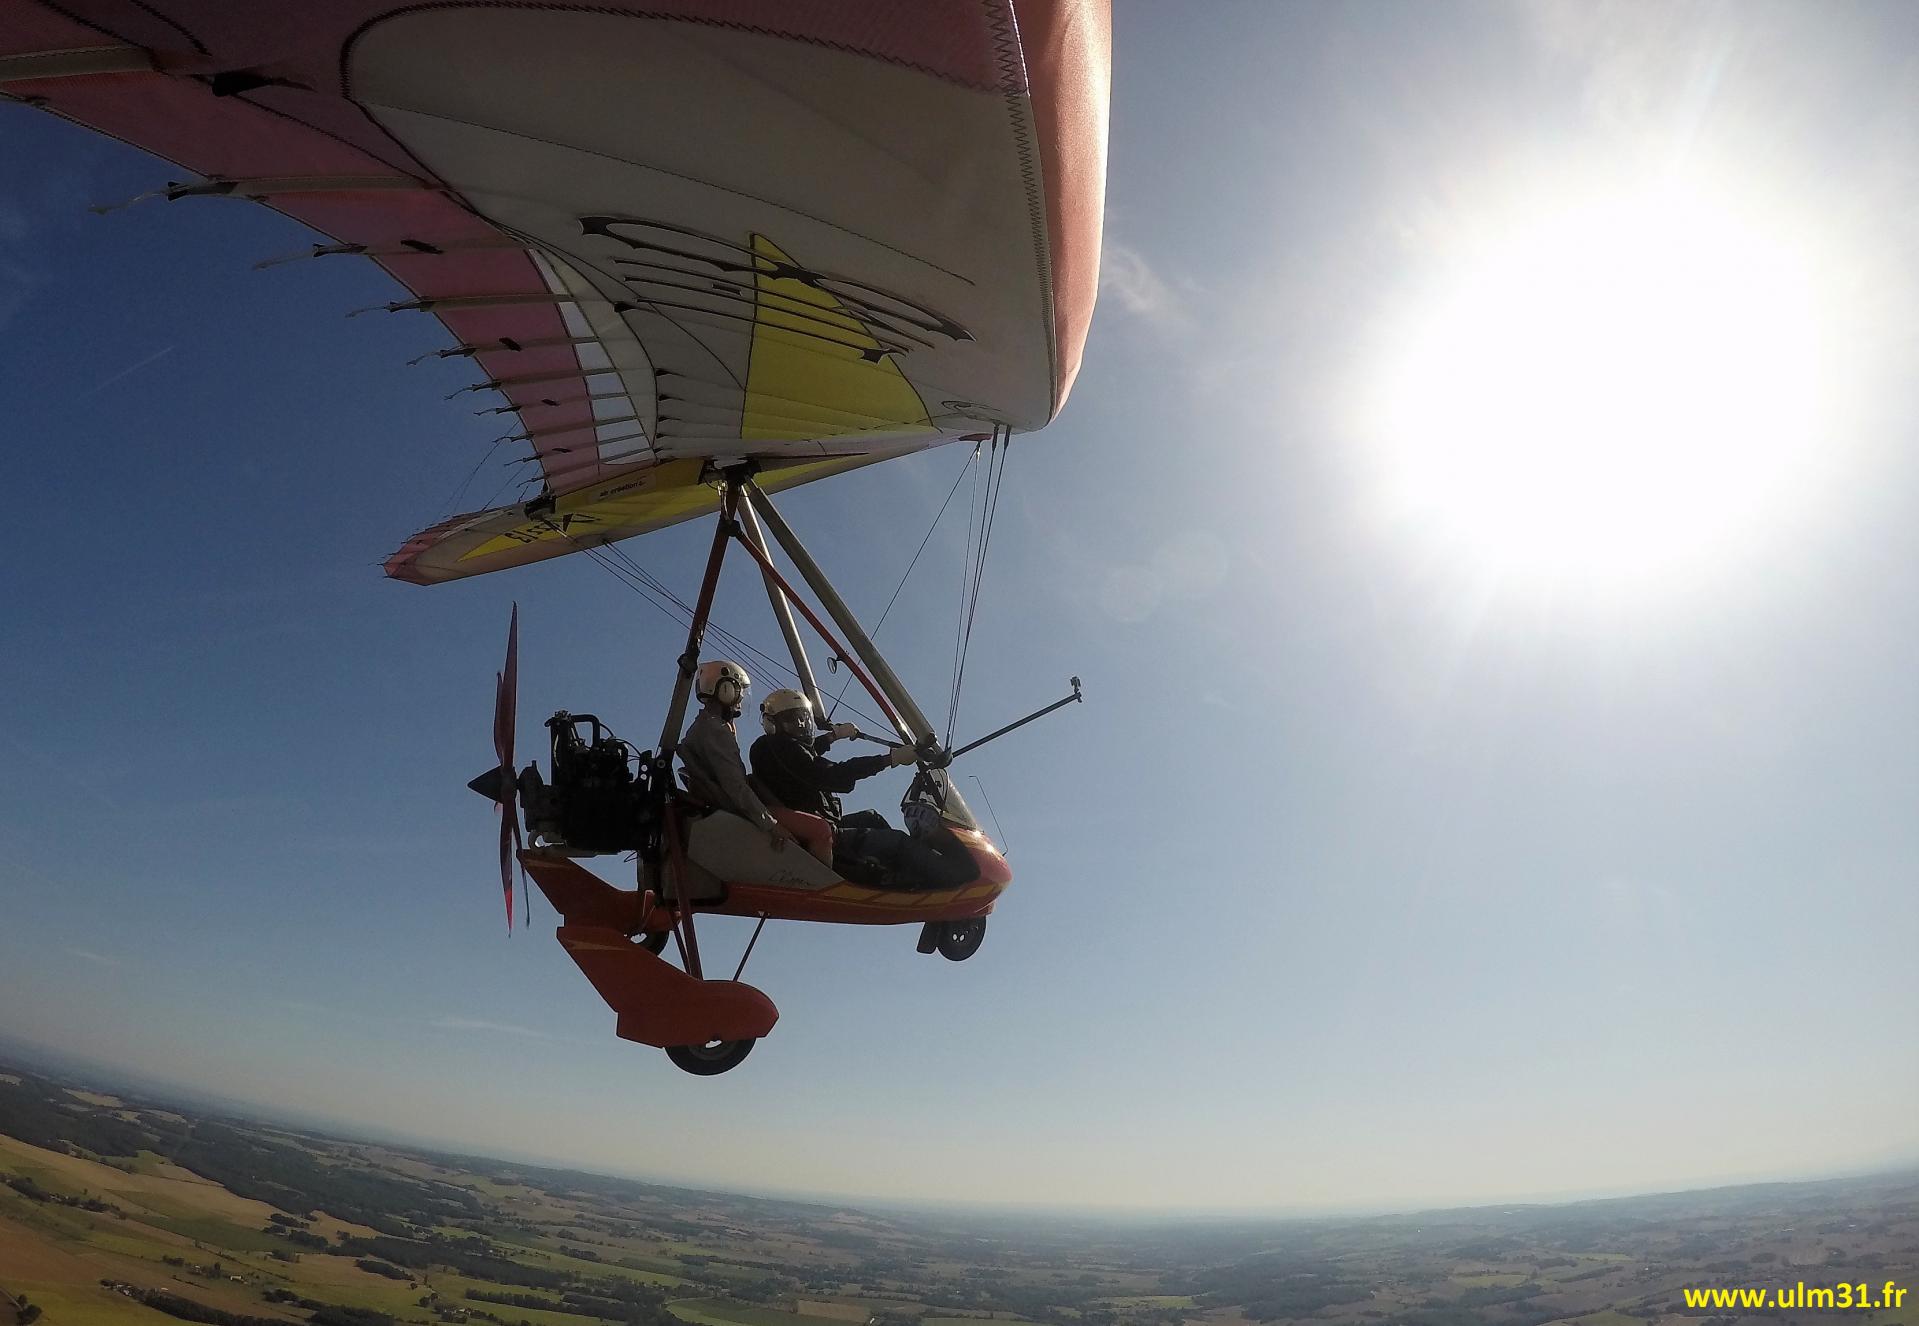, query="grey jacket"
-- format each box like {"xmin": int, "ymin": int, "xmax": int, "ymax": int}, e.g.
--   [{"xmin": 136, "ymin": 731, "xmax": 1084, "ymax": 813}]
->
[{"xmin": 678, "ymin": 710, "xmax": 777, "ymax": 829}]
